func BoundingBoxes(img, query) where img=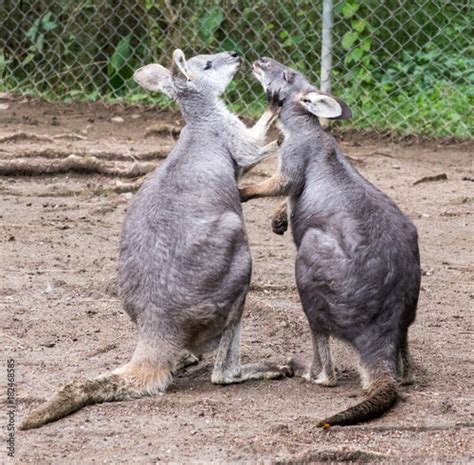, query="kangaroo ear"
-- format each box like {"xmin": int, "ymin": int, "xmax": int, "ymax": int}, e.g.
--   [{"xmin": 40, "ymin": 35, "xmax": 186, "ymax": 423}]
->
[
  {"xmin": 300, "ymin": 91, "xmax": 352, "ymax": 119},
  {"xmin": 133, "ymin": 64, "xmax": 176, "ymax": 99},
  {"xmin": 171, "ymin": 49, "xmax": 194, "ymax": 81}
]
